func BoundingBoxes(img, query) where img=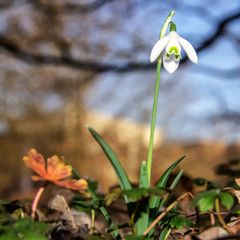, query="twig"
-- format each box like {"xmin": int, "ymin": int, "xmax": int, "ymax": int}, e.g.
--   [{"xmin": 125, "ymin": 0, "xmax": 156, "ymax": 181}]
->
[
  {"xmin": 144, "ymin": 192, "xmax": 193, "ymax": 236},
  {"xmin": 210, "ymin": 212, "xmax": 215, "ymax": 226}
]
